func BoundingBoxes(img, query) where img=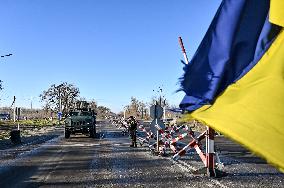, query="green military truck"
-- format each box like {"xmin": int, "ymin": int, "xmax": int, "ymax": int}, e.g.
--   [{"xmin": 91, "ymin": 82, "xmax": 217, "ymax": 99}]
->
[{"xmin": 64, "ymin": 102, "xmax": 97, "ymax": 138}]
